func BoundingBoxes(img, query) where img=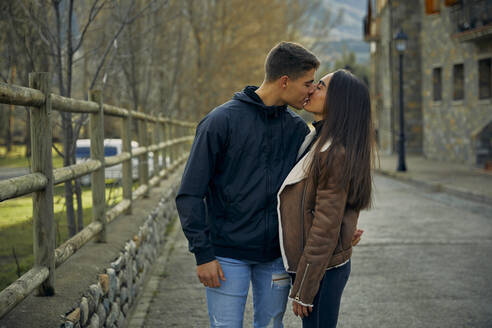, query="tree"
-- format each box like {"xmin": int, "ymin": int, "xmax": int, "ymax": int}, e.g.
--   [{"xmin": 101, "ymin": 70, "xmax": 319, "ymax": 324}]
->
[
  {"xmin": 334, "ymin": 49, "xmax": 370, "ymax": 86},
  {"xmin": 0, "ymin": 0, "xmax": 341, "ymax": 238}
]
